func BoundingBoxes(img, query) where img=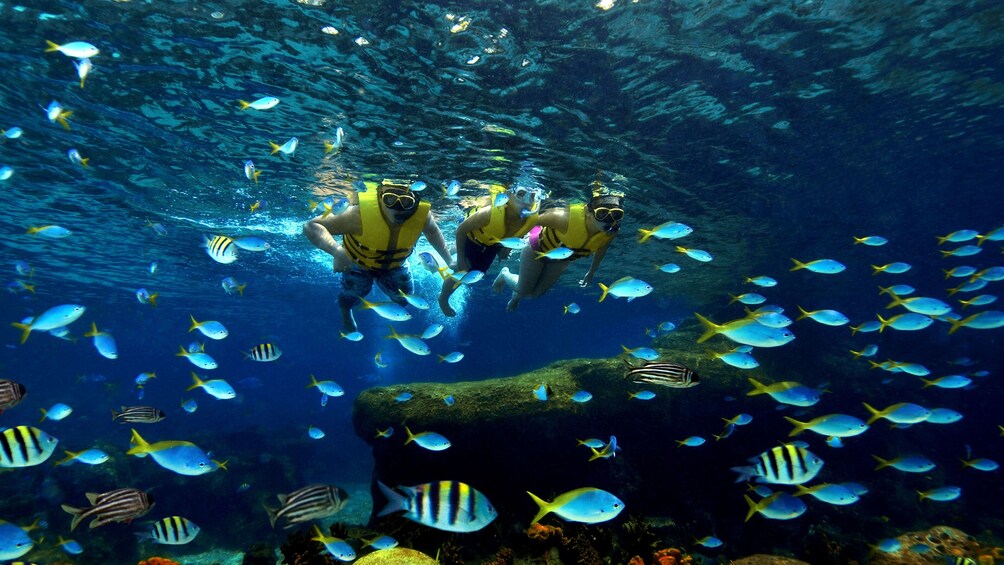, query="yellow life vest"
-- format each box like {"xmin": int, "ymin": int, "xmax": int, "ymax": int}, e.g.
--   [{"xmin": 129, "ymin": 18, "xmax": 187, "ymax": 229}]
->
[
  {"xmin": 343, "ymin": 189, "xmax": 431, "ymax": 271},
  {"xmin": 538, "ymin": 203, "xmax": 612, "ymax": 259},
  {"xmin": 467, "ymin": 205, "xmax": 537, "ymax": 246}
]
